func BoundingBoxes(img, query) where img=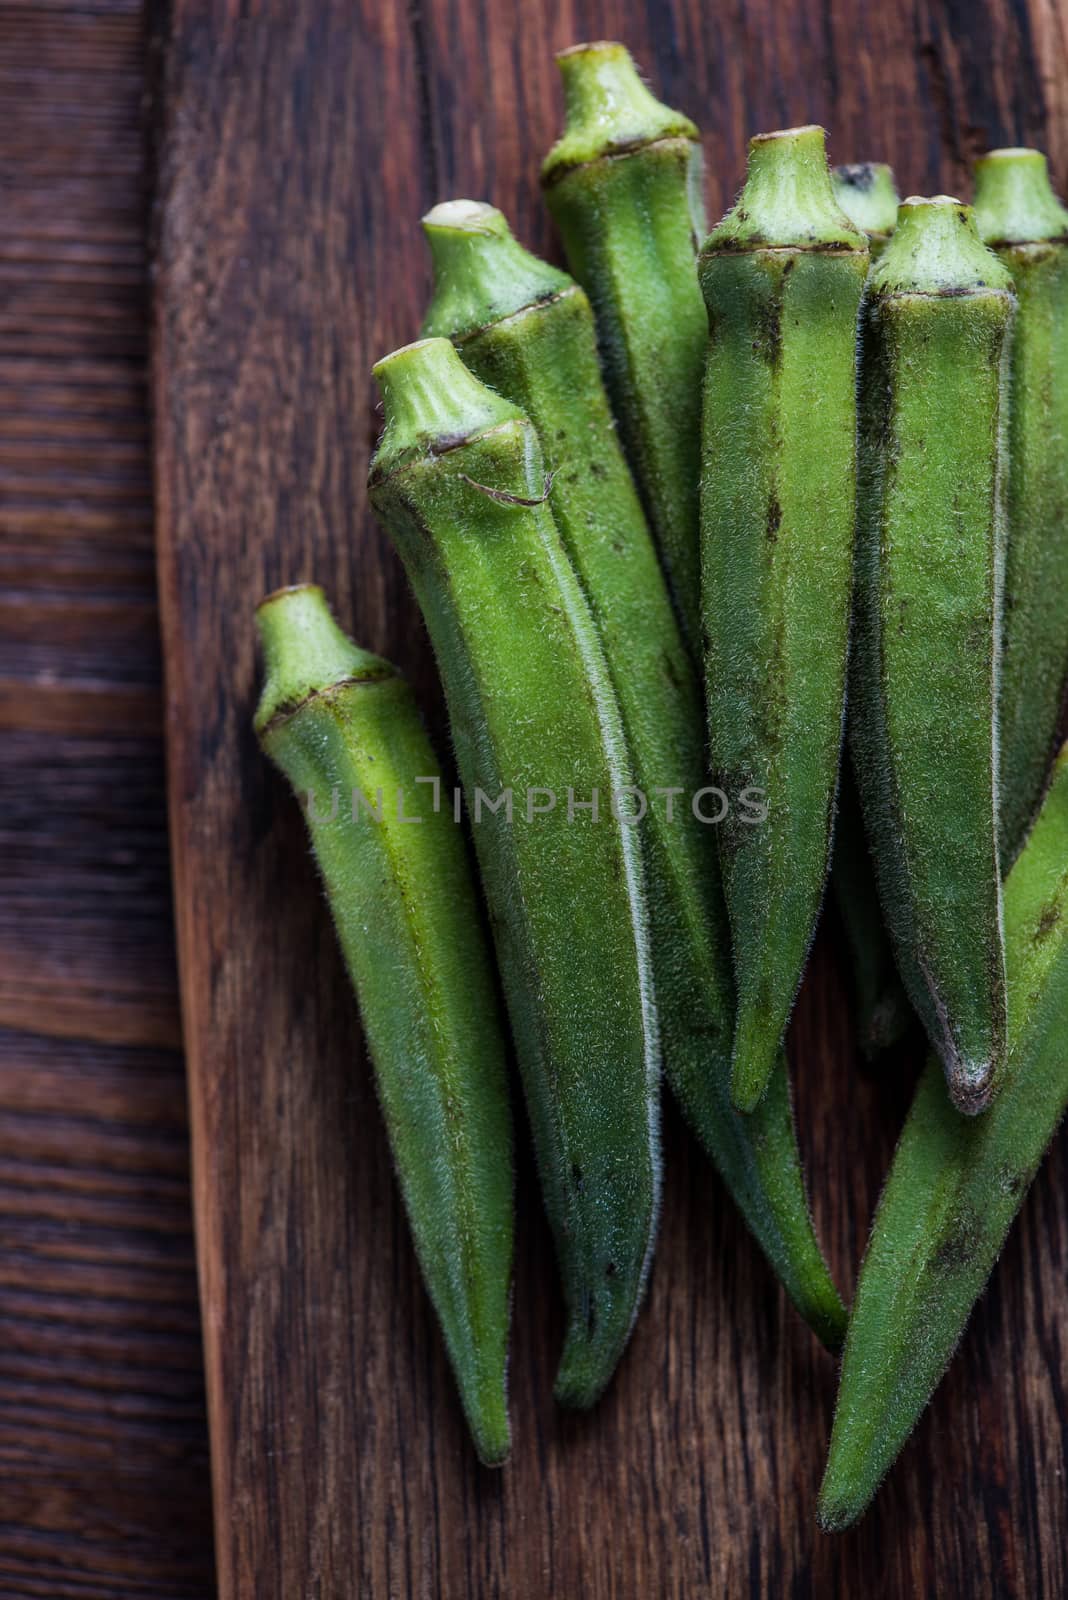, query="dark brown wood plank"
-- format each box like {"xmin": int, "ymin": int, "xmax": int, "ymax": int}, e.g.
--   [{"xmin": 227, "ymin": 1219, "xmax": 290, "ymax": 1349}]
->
[
  {"xmin": 151, "ymin": 2, "xmax": 1068, "ymax": 1596},
  {"xmin": 0, "ymin": 2, "xmax": 213, "ymax": 1593}
]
